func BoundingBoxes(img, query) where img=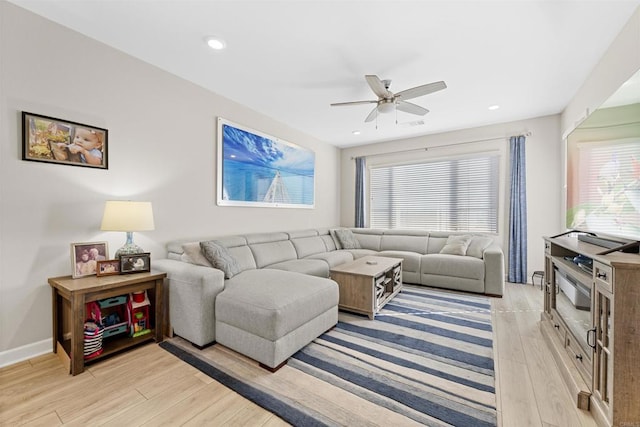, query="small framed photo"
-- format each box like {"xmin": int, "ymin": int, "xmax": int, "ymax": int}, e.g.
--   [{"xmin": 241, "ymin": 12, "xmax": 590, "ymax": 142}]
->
[
  {"xmin": 120, "ymin": 253, "xmax": 151, "ymax": 274},
  {"xmin": 22, "ymin": 111, "xmax": 108, "ymax": 169},
  {"xmin": 97, "ymin": 259, "xmax": 120, "ymax": 277},
  {"xmin": 71, "ymin": 242, "xmax": 109, "ymax": 278}
]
